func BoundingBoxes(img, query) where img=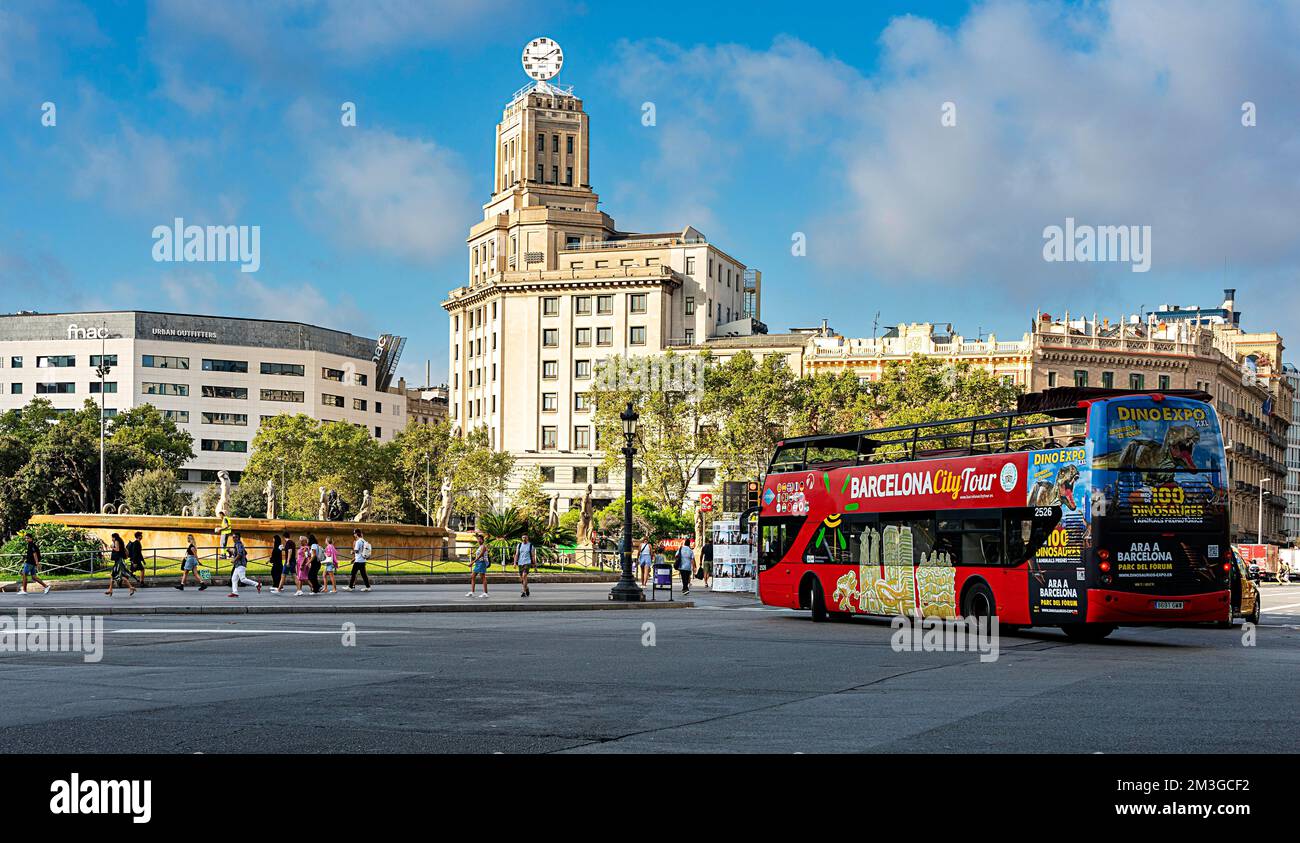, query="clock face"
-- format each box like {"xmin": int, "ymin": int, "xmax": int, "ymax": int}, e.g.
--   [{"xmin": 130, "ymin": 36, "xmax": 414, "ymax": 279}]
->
[{"xmin": 522, "ymin": 37, "xmax": 563, "ymax": 81}]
